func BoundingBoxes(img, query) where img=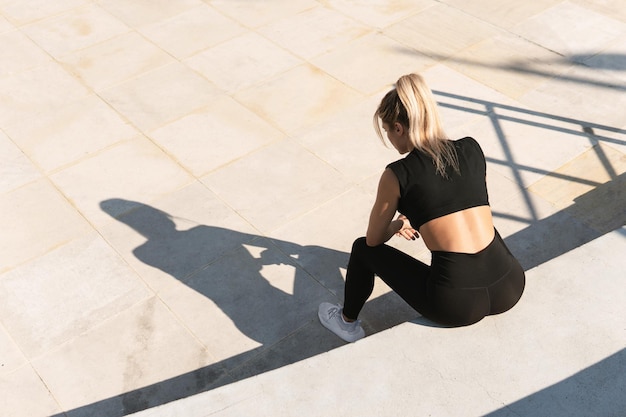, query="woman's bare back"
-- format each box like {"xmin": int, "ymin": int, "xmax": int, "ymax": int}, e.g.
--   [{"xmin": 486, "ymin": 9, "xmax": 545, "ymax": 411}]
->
[{"xmin": 419, "ymin": 205, "xmax": 495, "ymax": 254}]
